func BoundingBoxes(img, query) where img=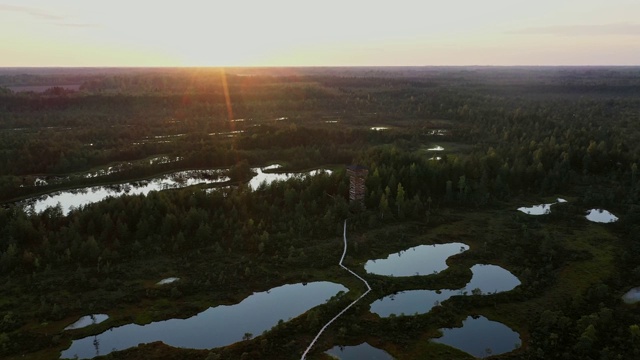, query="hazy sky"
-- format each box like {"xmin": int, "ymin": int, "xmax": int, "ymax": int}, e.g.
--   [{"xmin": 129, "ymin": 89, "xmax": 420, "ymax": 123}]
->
[{"xmin": 1, "ymin": 0, "xmax": 638, "ymax": 66}]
